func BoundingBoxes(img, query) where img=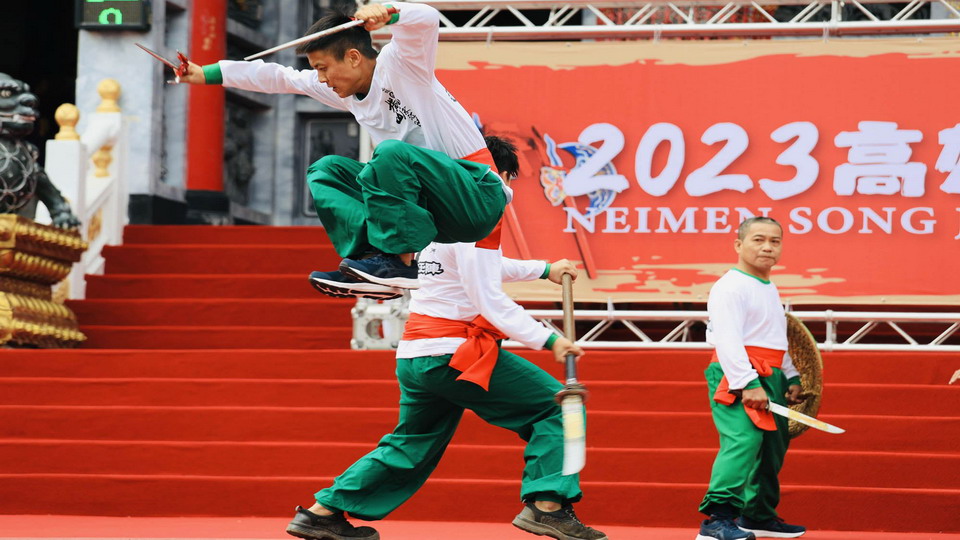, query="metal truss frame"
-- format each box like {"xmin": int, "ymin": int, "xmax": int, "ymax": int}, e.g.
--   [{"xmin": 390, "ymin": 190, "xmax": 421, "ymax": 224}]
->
[
  {"xmin": 420, "ymin": 0, "xmax": 960, "ymax": 39},
  {"xmin": 502, "ymin": 307, "xmax": 960, "ymax": 351}
]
